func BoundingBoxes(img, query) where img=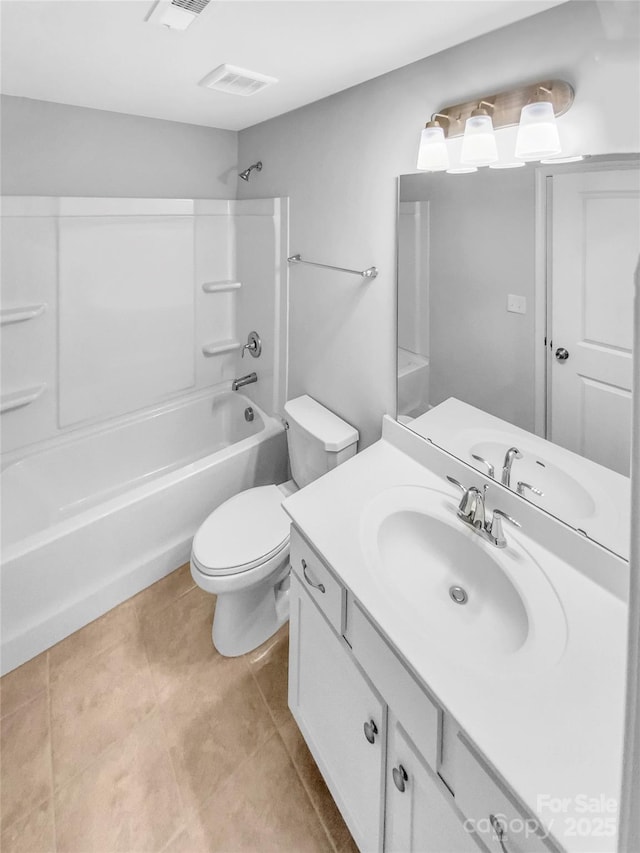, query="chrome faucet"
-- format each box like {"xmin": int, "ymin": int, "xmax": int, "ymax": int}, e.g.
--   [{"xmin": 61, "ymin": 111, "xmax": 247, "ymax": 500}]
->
[
  {"xmin": 471, "ymin": 453, "xmax": 495, "ymax": 479},
  {"xmin": 517, "ymin": 481, "xmax": 544, "ymax": 499},
  {"xmin": 447, "ymin": 476, "xmax": 521, "ymax": 548},
  {"xmin": 501, "ymin": 446, "xmax": 522, "ymax": 488},
  {"xmin": 232, "ymin": 372, "xmax": 257, "ymax": 391},
  {"xmin": 488, "ymin": 510, "xmax": 521, "ymax": 549},
  {"xmin": 457, "ymin": 482, "xmax": 487, "ymax": 529}
]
